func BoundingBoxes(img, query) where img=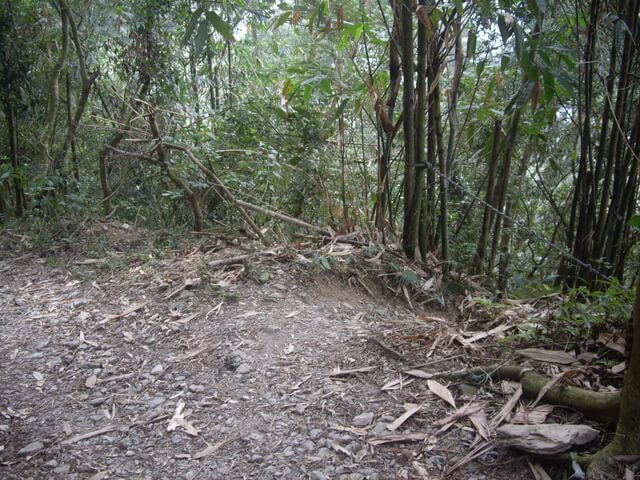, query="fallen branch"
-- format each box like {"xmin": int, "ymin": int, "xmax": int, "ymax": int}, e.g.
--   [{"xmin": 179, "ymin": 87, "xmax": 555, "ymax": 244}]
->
[{"xmin": 207, "ymin": 247, "xmax": 283, "ymax": 268}]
